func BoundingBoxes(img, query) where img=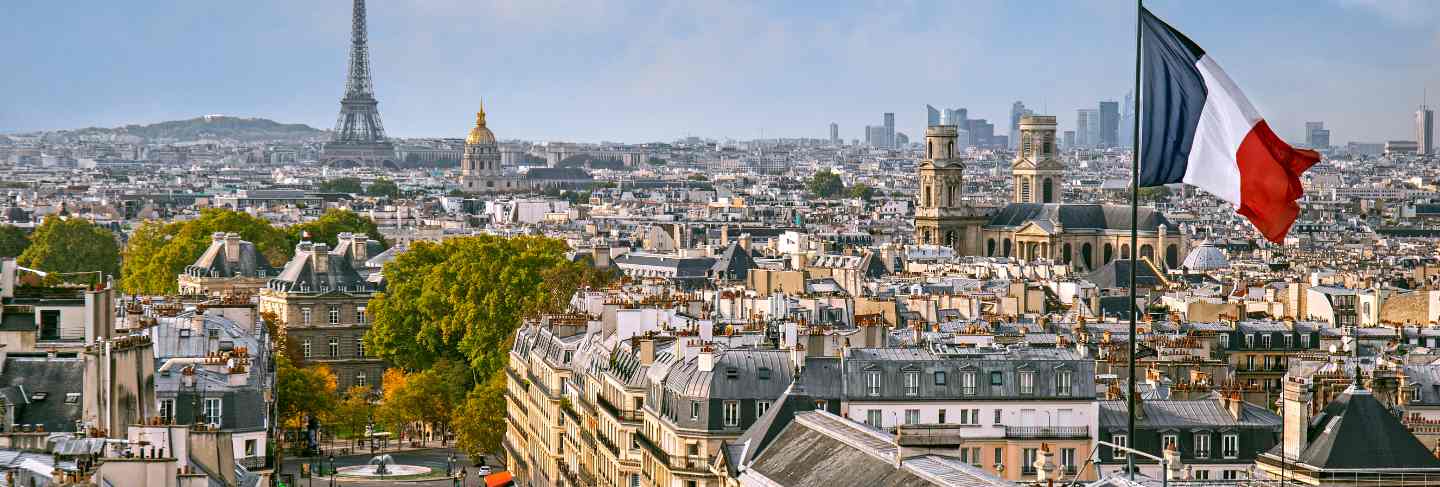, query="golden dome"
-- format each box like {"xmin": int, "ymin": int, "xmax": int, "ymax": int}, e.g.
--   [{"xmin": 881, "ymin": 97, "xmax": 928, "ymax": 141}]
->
[{"xmin": 465, "ymin": 100, "xmax": 496, "ymax": 145}]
